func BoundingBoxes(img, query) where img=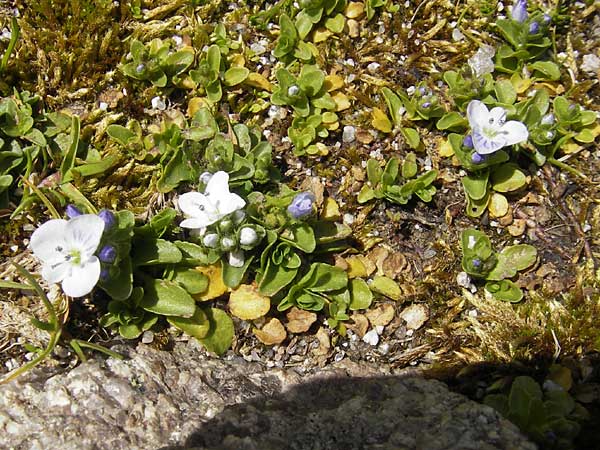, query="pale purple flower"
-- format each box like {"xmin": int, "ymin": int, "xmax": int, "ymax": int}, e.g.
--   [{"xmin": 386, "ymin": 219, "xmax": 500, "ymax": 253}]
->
[
  {"xmin": 463, "ymin": 135, "xmax": 474, "ymax": 149},
  {"xmin": 511, "ymin": 0, "xmax": 528, "ymax": 23},
  {"xmin": 467, "ymin": 100, "xmax": 529, "ymax": 155},
  {"xmin": 471, "ymin": 153, "xmax": 485, "ymax": 164},
  {"xmin": 288, "ymin": 192, "xmax": 315, "ymax": 219},
  {"xmin": 29, "ymin": 215, "xmax": 105, "ymax": 297}
]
